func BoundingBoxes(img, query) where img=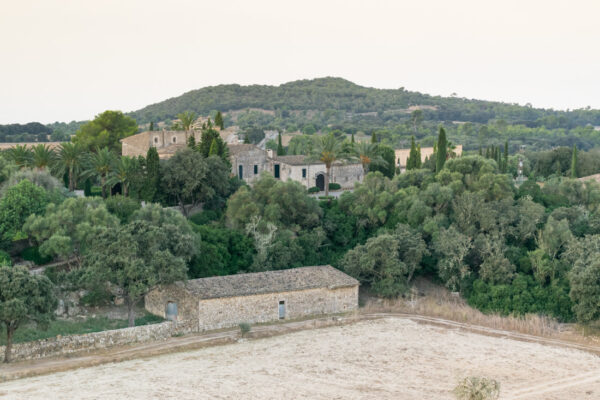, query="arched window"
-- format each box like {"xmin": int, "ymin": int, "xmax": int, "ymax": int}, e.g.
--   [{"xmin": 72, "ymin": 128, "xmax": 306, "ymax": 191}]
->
[
  {"xmin": 172, "ymin": 136, "xmax": 177, "ymax": 143},
  {"xmin": 154, "ymin": 137, "xmax": 158, "ymax": 144}
]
